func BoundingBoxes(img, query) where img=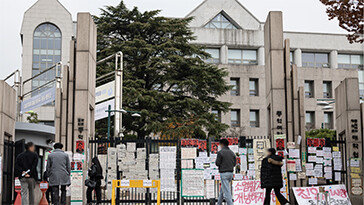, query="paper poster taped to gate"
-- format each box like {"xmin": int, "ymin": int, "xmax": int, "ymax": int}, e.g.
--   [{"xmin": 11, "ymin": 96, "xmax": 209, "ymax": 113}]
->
[{"xmin": 253, "ymin": 139, "xmax": 270, "ymax": 179}]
